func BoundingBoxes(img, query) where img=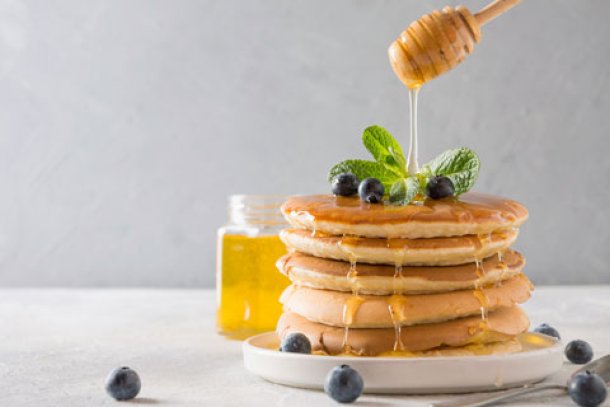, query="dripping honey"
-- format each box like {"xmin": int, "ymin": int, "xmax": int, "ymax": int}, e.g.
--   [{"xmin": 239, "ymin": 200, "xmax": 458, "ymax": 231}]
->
[
  {"xmin": 471, "ymin": 239, "xmax": 490, "ymax": 328},
  {"xmin": 341, "ymin": 295, "xmax": 365, "ymax": 353},
  {"xmin": 388, "ymin": 294, "xmax": 408, "ymax": 351}
]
